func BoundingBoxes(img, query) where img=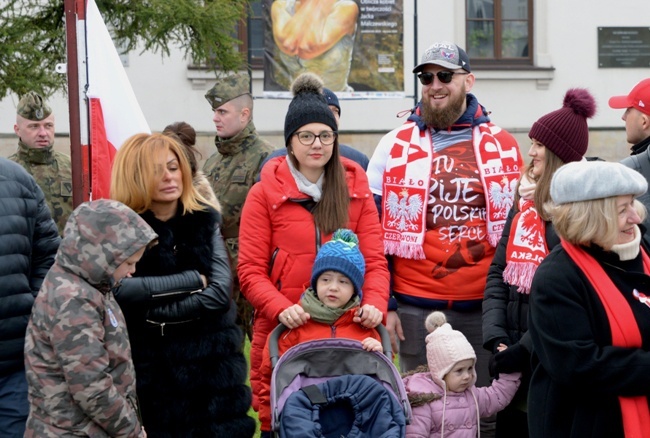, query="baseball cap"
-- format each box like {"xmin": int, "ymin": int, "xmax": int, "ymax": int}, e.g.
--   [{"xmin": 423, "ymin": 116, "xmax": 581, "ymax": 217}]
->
[
  {"xmin": 608, "ymin": 78, "xmax": 650, "ymax": 116},
  {"xmin": 413, "ymin": 41, "xmax": 471, "ymax": 74}
]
